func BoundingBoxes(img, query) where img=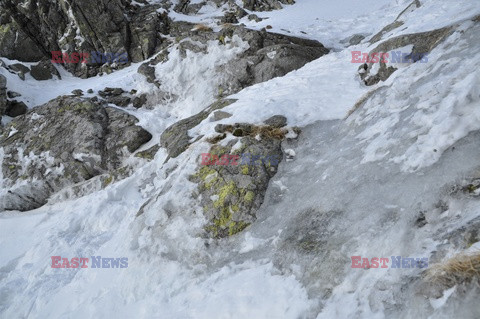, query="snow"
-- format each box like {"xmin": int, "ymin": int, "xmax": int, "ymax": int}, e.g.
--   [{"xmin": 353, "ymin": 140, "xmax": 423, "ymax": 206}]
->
[{"xmin": 1, "ymin": 0, "xmax": 480, "ymax": 318}]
